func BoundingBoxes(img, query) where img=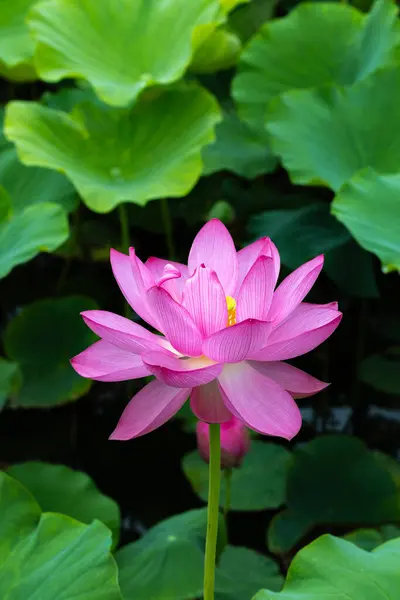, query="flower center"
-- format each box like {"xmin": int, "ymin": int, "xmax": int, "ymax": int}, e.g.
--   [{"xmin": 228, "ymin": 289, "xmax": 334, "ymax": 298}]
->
[{"xmin": 226, "ymin": 296, "xmax": 236, "ymax": 327}]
